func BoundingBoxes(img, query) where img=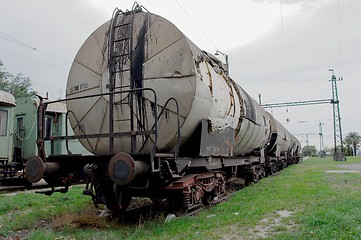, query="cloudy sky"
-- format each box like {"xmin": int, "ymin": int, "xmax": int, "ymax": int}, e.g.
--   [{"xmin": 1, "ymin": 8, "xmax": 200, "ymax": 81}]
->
[{"xmin": 1, "ymin": 0, "xmax": 360, "ymax": 149}]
